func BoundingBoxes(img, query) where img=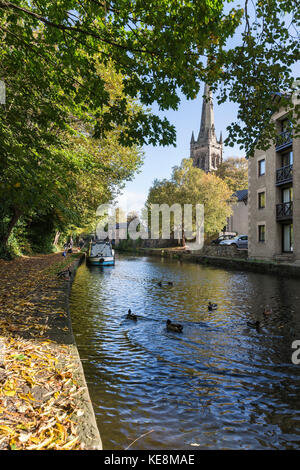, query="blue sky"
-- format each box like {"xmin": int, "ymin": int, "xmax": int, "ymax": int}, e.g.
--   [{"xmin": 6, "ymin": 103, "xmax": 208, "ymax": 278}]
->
[{"xmin": 117, "ymin": 90, "xmax": 243, "ymax": 214}]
